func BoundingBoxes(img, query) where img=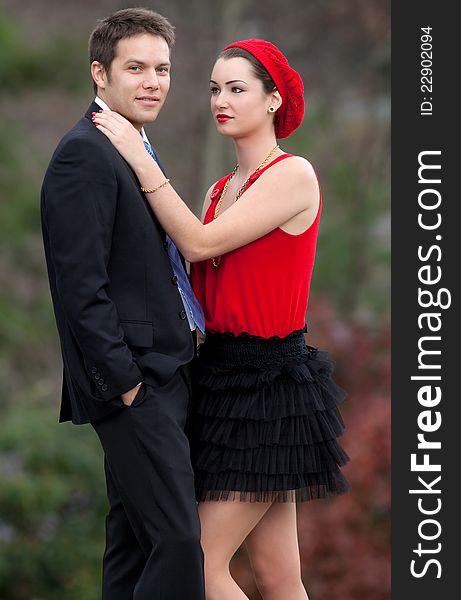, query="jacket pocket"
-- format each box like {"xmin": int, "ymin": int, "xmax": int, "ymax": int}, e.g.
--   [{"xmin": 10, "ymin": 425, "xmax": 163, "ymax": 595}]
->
[{"xmin": 120, "ymin": 320, "xmax": 154, "ymax": 348}]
